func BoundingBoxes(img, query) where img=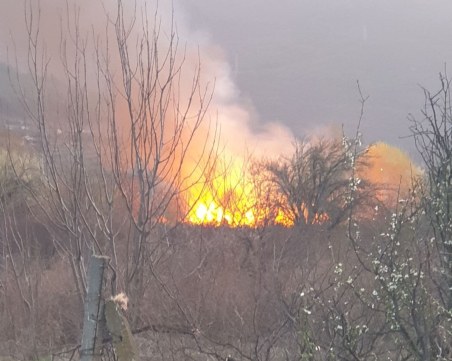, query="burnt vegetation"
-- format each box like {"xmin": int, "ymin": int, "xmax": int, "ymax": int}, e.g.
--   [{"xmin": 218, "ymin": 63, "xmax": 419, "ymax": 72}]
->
[{"xmin": 1, "ymin": 1, "xmax": 452, "ymax": 361}]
